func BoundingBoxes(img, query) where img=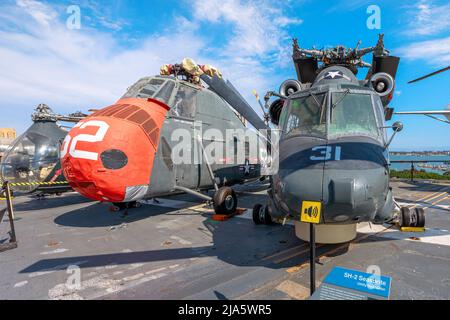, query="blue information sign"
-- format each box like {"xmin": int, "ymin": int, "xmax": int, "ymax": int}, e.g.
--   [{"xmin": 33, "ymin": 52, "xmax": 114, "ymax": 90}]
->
[{"xmin": 311, "ymin": 266, "xmax": 391, "ymax": 300}]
